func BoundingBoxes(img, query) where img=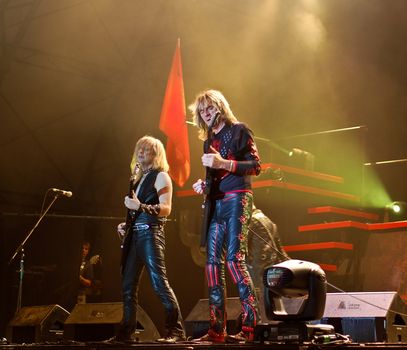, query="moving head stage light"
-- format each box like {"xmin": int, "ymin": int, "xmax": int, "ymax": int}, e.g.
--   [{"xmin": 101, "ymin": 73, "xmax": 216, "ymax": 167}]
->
[
  {"xmin": 264, "ymin": 259, "xmax": 326, "ymax": 320},
  {"xmin": 255, "ymin": 259, "xmax": 335, "ymax": 343}
]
